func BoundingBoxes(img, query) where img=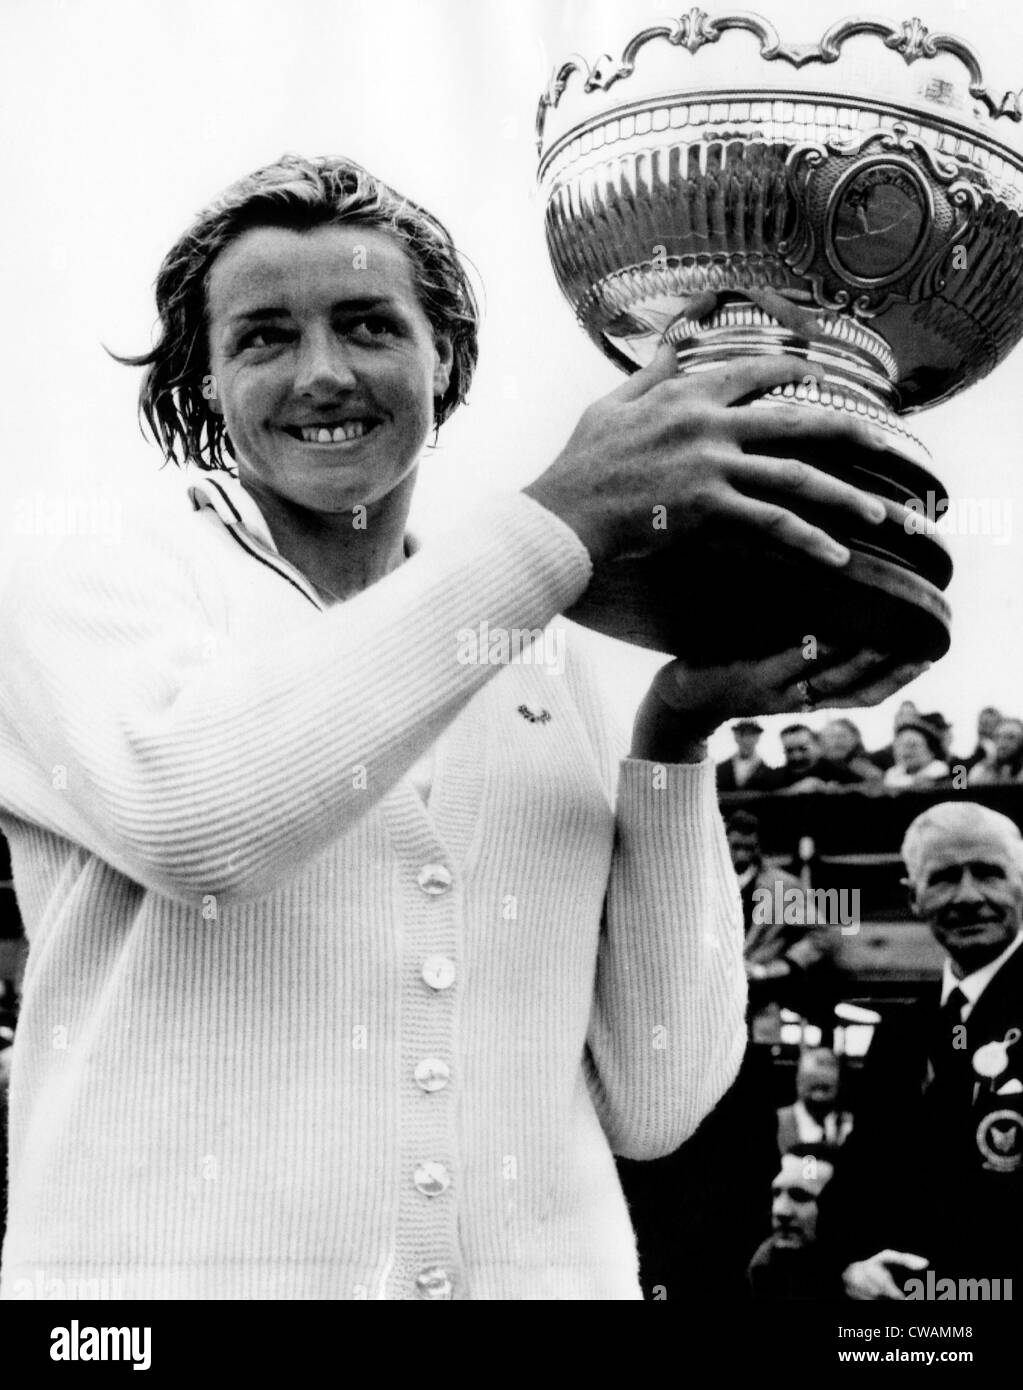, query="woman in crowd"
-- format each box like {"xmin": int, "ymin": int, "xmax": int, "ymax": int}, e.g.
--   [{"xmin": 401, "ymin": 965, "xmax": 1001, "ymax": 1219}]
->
[
  {"xmin": 883, "ymin": 719, "xmax": 951, "ymax": 789},
  {"xmin": 819, "ymin": 717, "xmax": 883, "ymax": 784},
  {"xmin": 968, "ymin": 716, "xmax": 1023, "ymax": 785},
  {"xmin": 0, "ymin": 154, "xmax": 923, "ymax": 1301}
]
